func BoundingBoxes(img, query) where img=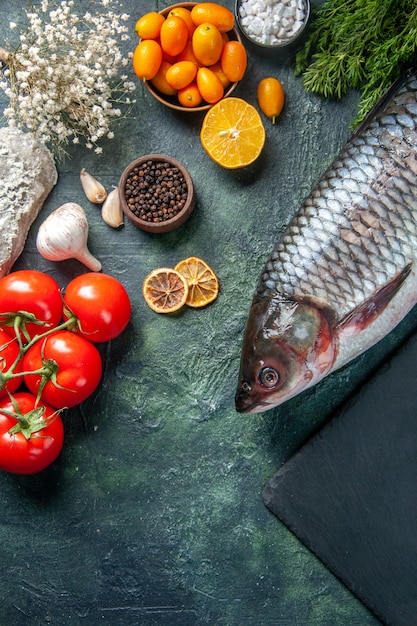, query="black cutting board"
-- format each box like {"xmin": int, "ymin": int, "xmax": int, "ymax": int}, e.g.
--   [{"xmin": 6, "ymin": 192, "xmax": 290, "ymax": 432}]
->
[{"xmin": 263, "ymin": 331, "xmax": 417, "ymax": 626}]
